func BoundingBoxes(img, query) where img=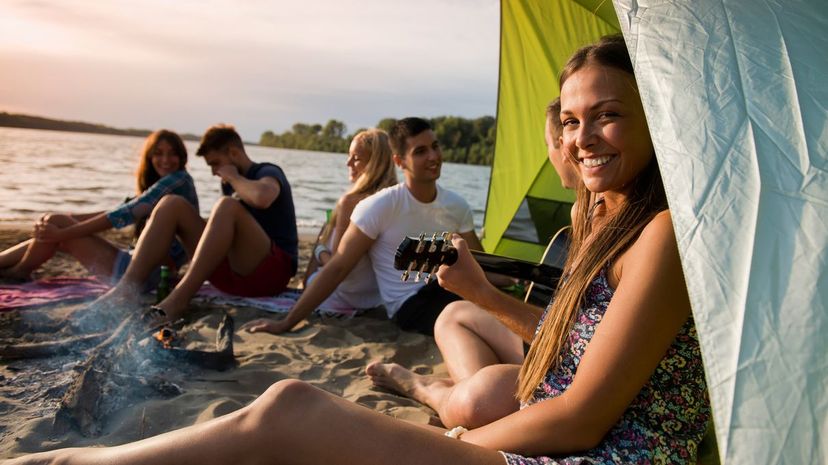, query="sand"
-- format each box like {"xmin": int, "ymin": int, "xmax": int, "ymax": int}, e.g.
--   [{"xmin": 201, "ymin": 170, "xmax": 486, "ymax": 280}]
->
[{"xmin": 0, "ymin": 223, "xmax": 445, "ymax": 459}]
